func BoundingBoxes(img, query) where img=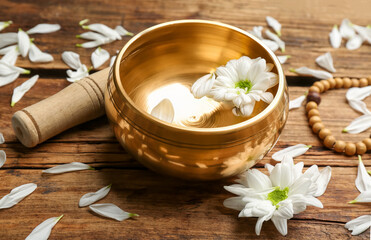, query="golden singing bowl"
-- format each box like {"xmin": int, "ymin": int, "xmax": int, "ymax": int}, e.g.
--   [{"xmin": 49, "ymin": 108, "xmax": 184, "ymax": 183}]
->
[{"xmin": 105, "ymin": 20, "xmax": 288, "ymax": 180}]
